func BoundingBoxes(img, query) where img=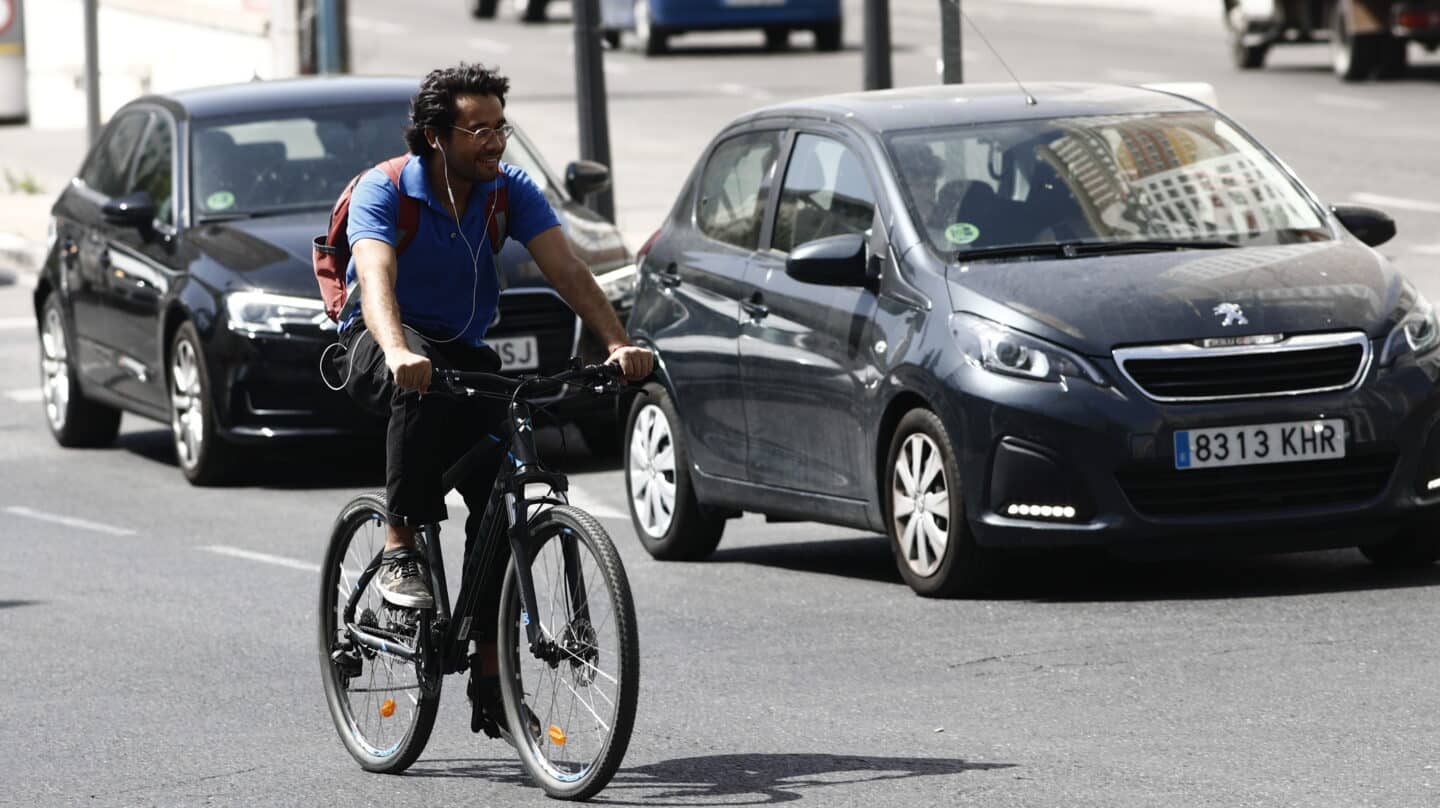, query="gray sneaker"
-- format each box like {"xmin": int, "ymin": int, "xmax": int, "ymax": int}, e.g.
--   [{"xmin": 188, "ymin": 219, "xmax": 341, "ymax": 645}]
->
[{"xmin": 376, "ymin": 550, "xmax": 434, "ymax": 609}]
